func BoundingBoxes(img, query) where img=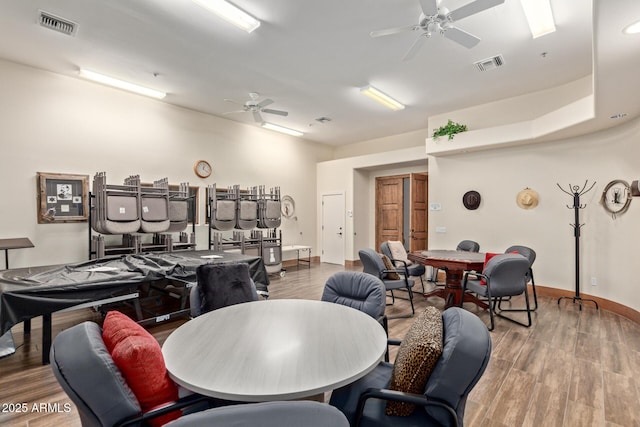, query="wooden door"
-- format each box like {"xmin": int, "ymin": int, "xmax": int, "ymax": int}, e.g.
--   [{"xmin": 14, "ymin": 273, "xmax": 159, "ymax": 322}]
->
[
  {"xmin": 409, "ymin": 173, "xmax": 428, "ymax": 252},
  {"xmin": 375, "ymin": 176, "xmax": 404, "ymax": 251}
]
